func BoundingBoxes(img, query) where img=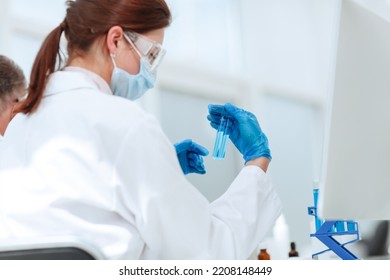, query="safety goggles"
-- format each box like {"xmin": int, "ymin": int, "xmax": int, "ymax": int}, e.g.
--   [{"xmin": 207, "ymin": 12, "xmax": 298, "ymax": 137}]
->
[{"xmin": 124, "ymin": 31, "xmax": 166, "ymax": 73}]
